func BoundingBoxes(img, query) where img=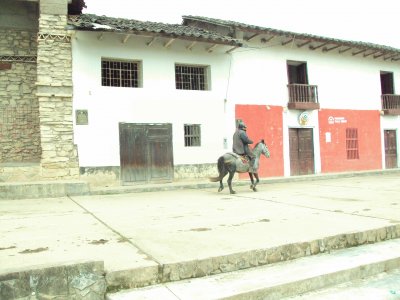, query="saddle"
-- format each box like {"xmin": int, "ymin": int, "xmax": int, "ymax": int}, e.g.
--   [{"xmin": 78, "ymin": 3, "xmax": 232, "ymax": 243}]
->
[{"xmin": 230, "ymin": 152, "xmax": 249, "ymax": 164}]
